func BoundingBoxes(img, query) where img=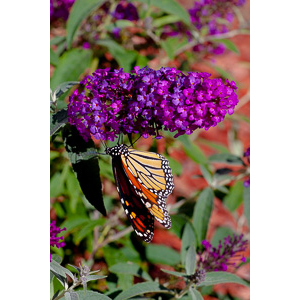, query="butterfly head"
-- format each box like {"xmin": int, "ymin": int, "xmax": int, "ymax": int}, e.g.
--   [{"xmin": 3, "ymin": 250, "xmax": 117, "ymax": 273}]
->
[{"xmin": 105, "ymin": 144, "xmax": 129, "ymax": 157}]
